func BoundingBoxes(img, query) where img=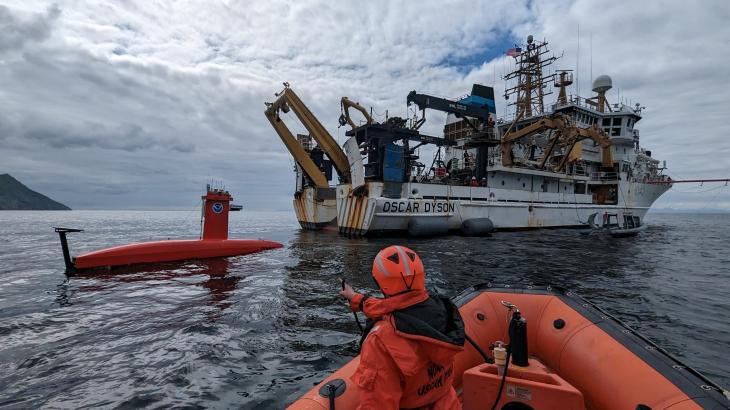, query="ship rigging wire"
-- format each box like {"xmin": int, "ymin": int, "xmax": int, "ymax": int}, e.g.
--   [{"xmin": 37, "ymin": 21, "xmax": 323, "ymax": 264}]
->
[
  {"xmin": 670, "ymin": 184, "xmax": 728, "ymax": 194},
  {"xmin": 700, "ymin": 184, "xmax": 727, "ymax": 210},
  {"xmin": 572, "ymin": 191, "xmax": 584, "ymax": 224}
]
